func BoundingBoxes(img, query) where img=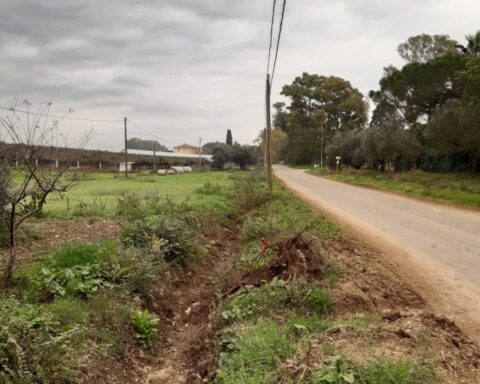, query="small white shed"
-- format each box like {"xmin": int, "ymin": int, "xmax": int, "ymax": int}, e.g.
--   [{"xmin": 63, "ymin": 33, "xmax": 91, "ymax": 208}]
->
[{"xmin": 119, "ymin": 162, "xmax": 135, "ymax": 172}]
